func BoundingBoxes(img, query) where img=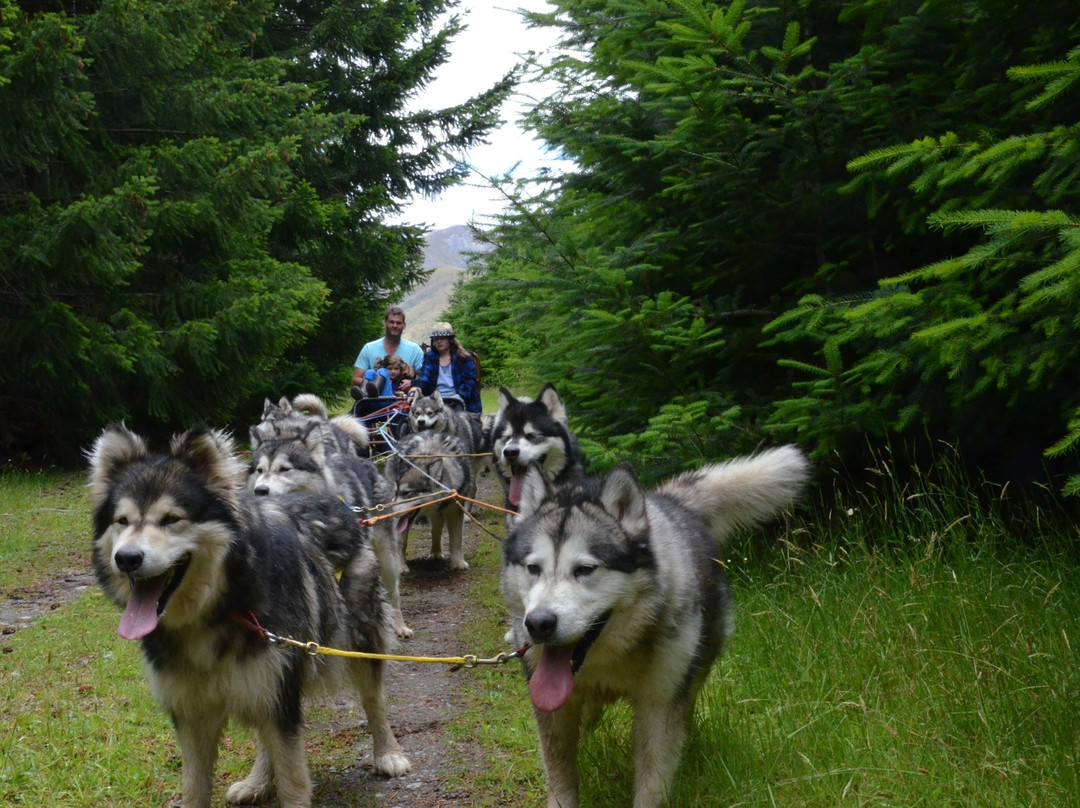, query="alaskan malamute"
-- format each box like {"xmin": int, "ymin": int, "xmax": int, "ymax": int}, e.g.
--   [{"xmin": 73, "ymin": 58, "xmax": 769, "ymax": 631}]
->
[
  {"xmin": 253, "ymin": 393, "xmax": 369, "ymax": 456},
  {"xmin": 408, "ymin": 389, "xmax": 489, "ymax": 488},
  {"xmin": 247, "ymin": 422, "xmax": 410, "ymax": 639},
  {"xmin": 489, "ymin": 384, "xmax": 584, "ymax": 511},
  {"xmin": 501, "ymin": 445, "xmax": 810, "ymax": 808},
  {"xmin": 383, "ymin": 430, "xmax": 473, "ymax": 571},
  {"xmin": 88, "ymin": 424, "xmax": 410, "ymax": 808}
]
